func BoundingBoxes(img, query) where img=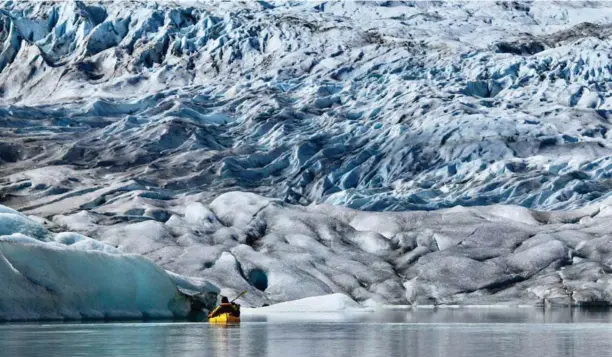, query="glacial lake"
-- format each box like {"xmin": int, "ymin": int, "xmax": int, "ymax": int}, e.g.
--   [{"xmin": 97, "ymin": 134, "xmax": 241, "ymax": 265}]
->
[{"xmin": 2, "ymin": 308, "xmax": 612, "ymax": 357}]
